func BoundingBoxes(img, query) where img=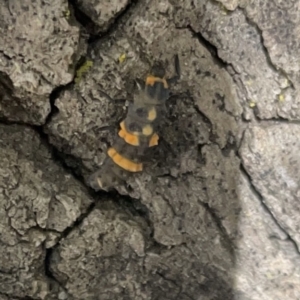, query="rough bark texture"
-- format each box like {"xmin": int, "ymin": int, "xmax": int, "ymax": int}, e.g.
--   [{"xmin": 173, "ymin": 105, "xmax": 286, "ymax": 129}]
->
[{"xmin": 0, "ymin": 0, "xmax": 299, "ymax": 299}]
